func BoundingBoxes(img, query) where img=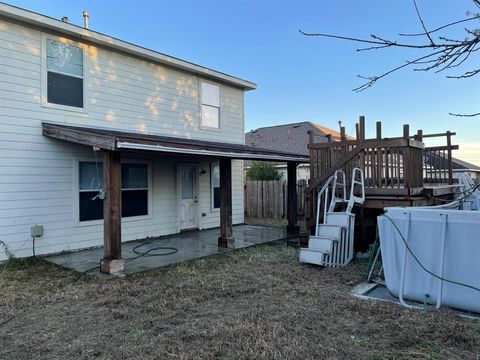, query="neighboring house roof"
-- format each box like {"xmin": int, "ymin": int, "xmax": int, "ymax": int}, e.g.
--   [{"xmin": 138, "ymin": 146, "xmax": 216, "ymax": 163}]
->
[
  {"xmin": 422, "ymin": 152, "xmax": 480, "ymax": 172},
  {"xmin": 0, "ymin": 3, "xmax": 256, "ymax": 90},
  {"xmin": 451, "ymin": 157, "xmax": 480, "ymax": 171},
  {"xmin": 245, "ymin": 121, "xmax": 351, "ymax": 156}
]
